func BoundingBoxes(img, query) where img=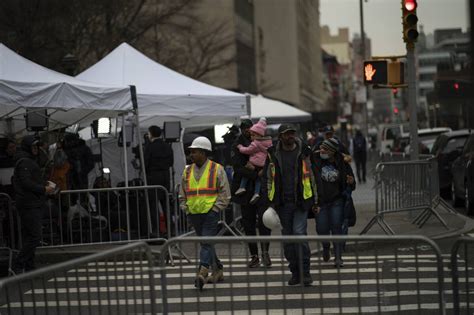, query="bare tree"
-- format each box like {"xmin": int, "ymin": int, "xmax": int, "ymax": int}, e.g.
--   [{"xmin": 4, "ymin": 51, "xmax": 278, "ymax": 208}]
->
[{"xmin": 0, "ymin": 0, "xmax": 235, "ymax": 81}]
